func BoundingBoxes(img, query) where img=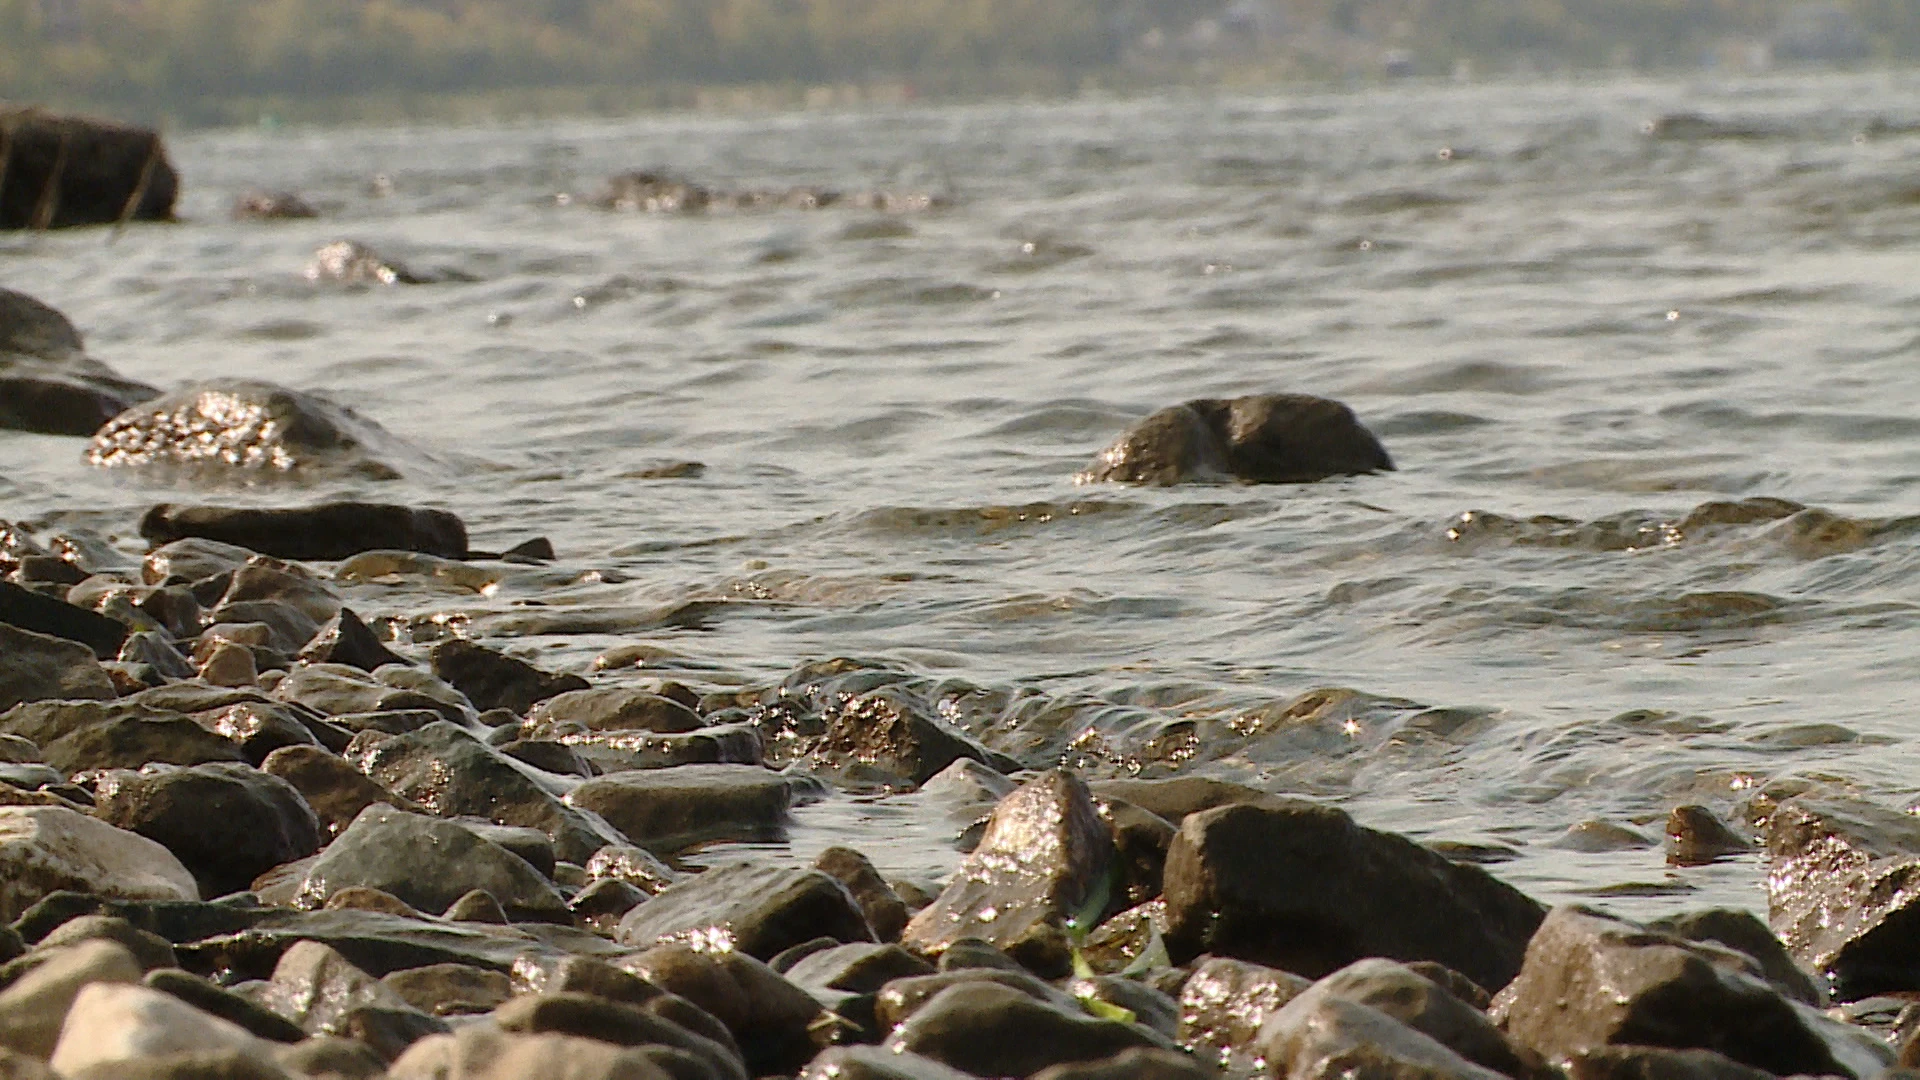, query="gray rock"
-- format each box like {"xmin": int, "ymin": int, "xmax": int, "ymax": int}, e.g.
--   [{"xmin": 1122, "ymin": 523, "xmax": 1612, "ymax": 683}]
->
[
  {"xmin": 903, "ymin": 770, "xmax": 1116, "ymax": 975},
  {"xmin": 814, "ymin": 846, "xmax": 911, "ymax": 944},
  {"xmin": 118, "ymin": 632, "xmax": 195, "ymax": 681},
  {"xmin": 1162, "ymin": 801, "xmax": 1544, "ymax": 992},
  {"xmin": 274, "ymin": 664, "xmax": 472, "ymax": 724},
  {"xmin": 141, "ymin": 502, "xmax": 468, "ymax": 562},
  {"xmin": 88, "ymin": 380, "xmax": 422, "ymax": 481},
  {"xmin": 798, "ymin": 688, "xmax": 1012, "ymax": 788},
  {"xmin": 143, "ymin": 968, "xmax": 307, "ymax": 1043},
  {"xmin": 527, "ymin": 687, "xmax": 703, "ymax": 734},
  {"xmin": 799, "ymin": 1046, "xmax": 979, "ymax": 1080},
  {"xmin": 622, "ymin": 943, "xmax": 829, "ymax": 1076},
  {"xmin": 379, "ymin": 963, "xmax": 512, "ymax": 1017},
  {"xmin": 430, "ymin": 639, "xmax": 588, "ymax": 716},
  {"xmin": 0, "ymin": 698, "xmax": 246, "ymax": 772},
  {"xmin": 1070, "ymin": 975, "xmax": 1181, "ymax": 1038},
  {"xmin": 1647, "ymin": 908, "xmax": 1824, "ymax": 1006},
  {"xmin": 94, "ymin": 763, "xmax": 320, "ymax": 899},
  {"xmin": 585, "ymin": 844, "xmax": 681, "ymax": 895},
  {"xmin": 0, "ymin": 623, "xmax": 115, "ymax": 710},
  {"xmin": 539, "ymin": 722, "xmax": 765, "ymax": 774},
  {"xmin": 442, "ymin": 889, "xmax": 509, "ymax": 924},
  {"xmin": 386, "ymin": 1026, "xmax": 679, "ymax": 1080},
  {"xmin": 142, "ymin": 538, "xmax": 259, "ymax": 586},
  {"xmin": 268, "ymin": 804, "xmax": 569, "ymax": 923},
  {"xmin": 258, "ymin": 744, "xmax": 424, "ymax": 838},
  {"xmin": 1258, "ymin": 993, "xmax": 1506, "ymax": 1080},
  {"xmin": 1569, "ymin": 1047, "xmax": 1777, "ymax": 1080},
  {"xmin": 273, "ymin": 1037, "xmax": 387, "ymax": 1080},
  {"xmin": 184, "ymin": 700, "xmax": 327, "ymax": 765},
  {"xmin": 616, "ymin": 861, "xmax": 874, "ymax": 959},
  {"xmin": 572, "ymin": 878, "xmax": 648, "ymax": 932},
  {"xmin": 0, "ymin": 940, "xmax": 144, "ymax": 1059},
  {"xmin": 252, "ymin": 941, "xmax": 447, "ymax": 1061},
  {"xmin": 1178, "ymin": 957, "xmax": 1312, "ymax": 1073},
  {"xmin": 874, "ymin": 968, "xmax": 1086, "ymax": 1028},
  {"xmin": 0, "ymin": 807, "xmax": 198, "ymax": 923},
  {"xmin": 785, "ymin": 943, "xmax": 935, "ymax": 995},
  {"xmin": 885, "ymin": 980, "xmax": 1169, "ymax": 1077},
  {"xmin": 1664, "ymin": 805, "xmax": 1752, "ymax": 866},
  {"xmin": 38, "ymin": 915, "xmax": 176, "ymax": 971},
  {"xmin": 47, "ymin": 982, "xmax": 279, "ymax": 1076},
  {"xmin": 0, "ymin": 289, "xmax": 158, "ymax": 436},
  {"xmin": 1492, "ymin": 905, "xmax": 1891, "ymax": 1079},
  {"xmin": 493, "ymin": 992, "xmax": 747, "ymax": 1080},
  {"xmin": 1764, "ymin": 796, "xmax": 1920, "ymax": 999},
  {"xmin": 1289, "ymin": 959, "xmax": 1526, "ymax": 1078},
  {"xmin": 567, "ymin": 765, "xmax": 816, "ymax": 855},
  {"xmin": 1030, "ymin": 1048, "xmax": 1218, "ymax": 1080},
  {"xmin": 1081, "ymin": 394, "xmax": 1393, "ymax": 486}
]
